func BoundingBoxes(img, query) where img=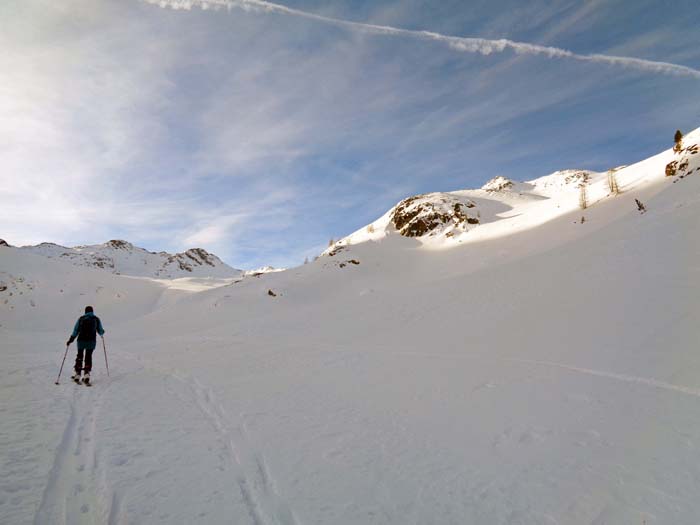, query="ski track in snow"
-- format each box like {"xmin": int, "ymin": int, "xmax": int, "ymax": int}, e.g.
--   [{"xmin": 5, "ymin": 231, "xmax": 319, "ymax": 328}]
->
[
  {"xmin": 507, "ymin": 358, "xmax": 700, "ymax": 399},
  {"xmin": 27, "ymin": 346, "xmax": 698, "ymax": 525},
  {"xmin": 388, "ymin": 351, "xmax": 700, "ymax": 399},
  {"xmin": 32, "ymin": 350, "xmax": 296, "ymax": 525},
  {"xmin": 33, "ymin": 378, "xmax": 122, "ymax": 525},
  {"xmin": 183, "ymin": 376, "xmax": 298, "ymax": 525},
  {"xmin": 121, "ymin": 352, "xmax": 298, "ymax": 525}
]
